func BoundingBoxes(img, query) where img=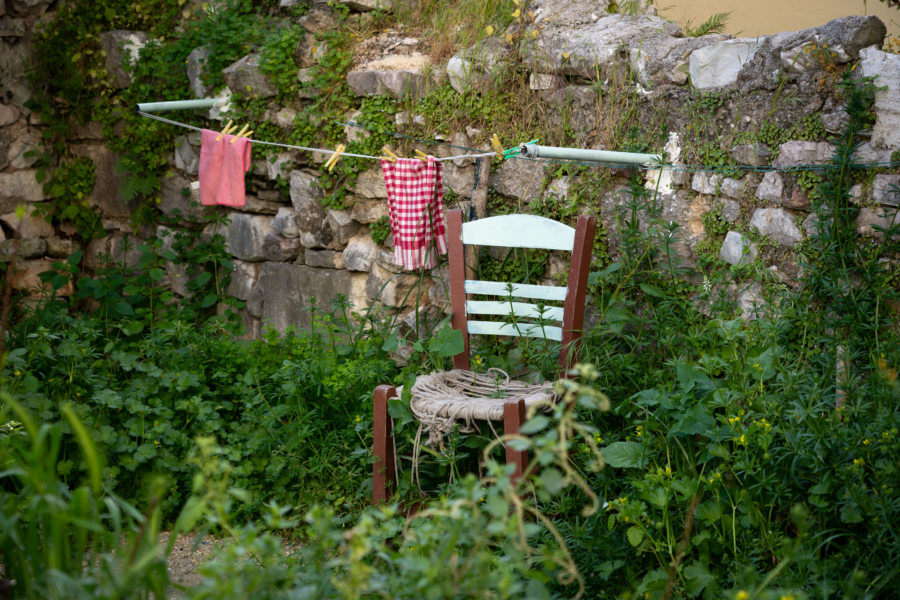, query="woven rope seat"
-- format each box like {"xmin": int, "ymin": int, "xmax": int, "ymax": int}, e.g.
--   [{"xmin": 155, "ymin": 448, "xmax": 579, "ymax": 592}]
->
[{"xmin": 409, "ymin": 368, "xmax": 557, "ymax": 448}]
